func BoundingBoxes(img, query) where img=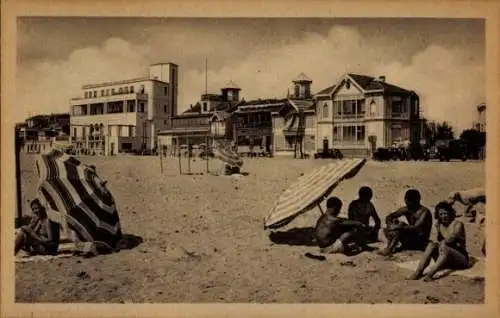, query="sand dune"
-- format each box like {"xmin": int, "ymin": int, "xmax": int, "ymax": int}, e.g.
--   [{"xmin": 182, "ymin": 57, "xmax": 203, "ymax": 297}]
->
[{"xmin": 16, "ymin": 154, "xmax": 485, "ymax": 303}]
